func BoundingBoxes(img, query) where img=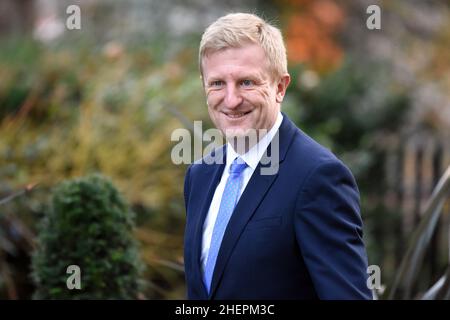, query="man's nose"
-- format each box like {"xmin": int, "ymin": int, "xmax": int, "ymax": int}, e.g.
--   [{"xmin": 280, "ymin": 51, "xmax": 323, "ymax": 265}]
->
[{"xmin": 224, "ymin": 84, "xmax": 243, "ymax": 109}]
